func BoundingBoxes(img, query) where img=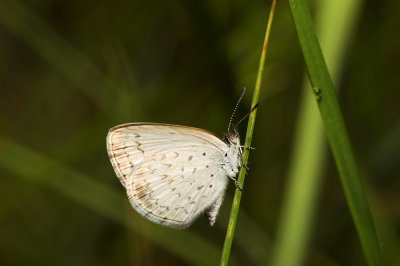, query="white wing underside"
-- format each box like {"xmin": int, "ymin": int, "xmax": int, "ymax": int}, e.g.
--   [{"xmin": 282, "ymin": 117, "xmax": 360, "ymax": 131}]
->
[{"xmin": 107, "ymin": 123, "xmax": 230, "ymax": 228}]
